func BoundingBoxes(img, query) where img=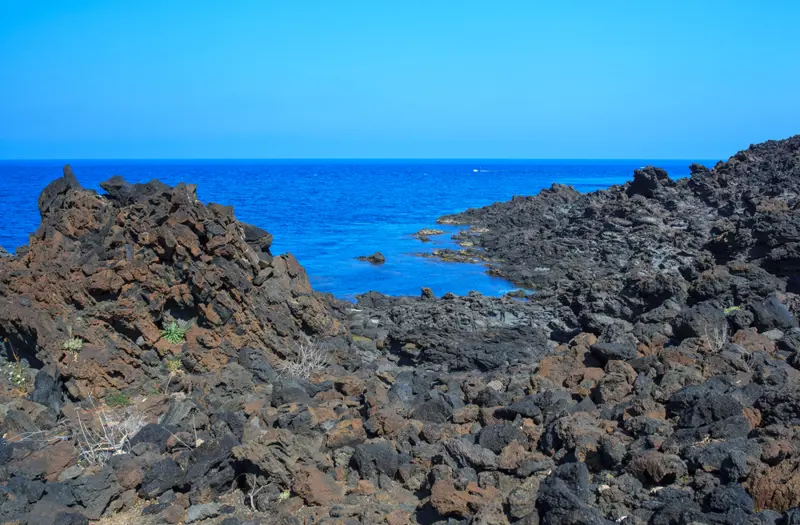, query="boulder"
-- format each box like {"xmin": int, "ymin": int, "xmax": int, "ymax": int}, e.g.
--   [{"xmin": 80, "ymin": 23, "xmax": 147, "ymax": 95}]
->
[
  {"xmin": 139, "ymin": 459, "xmax": 184, "ymax": 499},
  {"xmin": 292, "ymin": 466, "xmax": 345, "ymax": 506},
  {"xmin": 589, "ymin": 342, "xmax": 637, "ymax": 363},
  {"xmin": 477, "ymin": 423, "xmax": 527, "ymax": 454},
  {"xmin": 430, "ymin": 480, "xmax": 501, "ymax": 518}
]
